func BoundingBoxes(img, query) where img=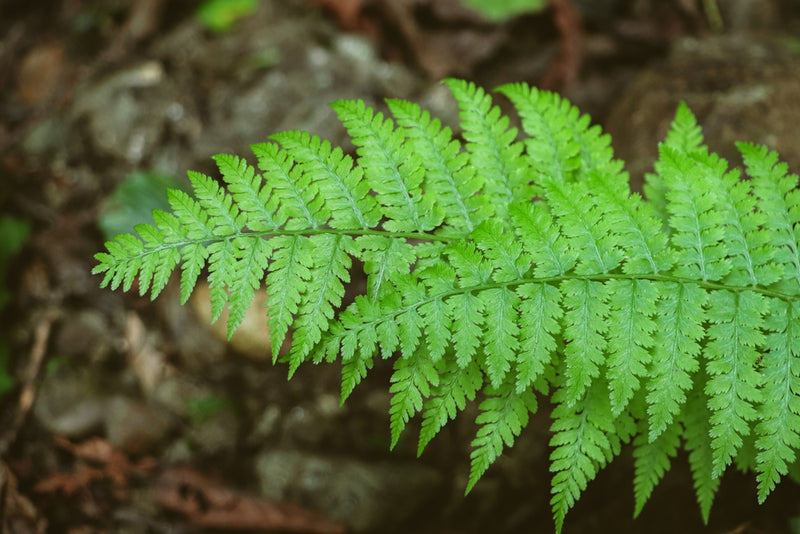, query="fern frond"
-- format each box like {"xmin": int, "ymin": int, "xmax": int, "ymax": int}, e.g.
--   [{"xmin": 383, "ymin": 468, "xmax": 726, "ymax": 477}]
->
[
  {"xmin": 515, "ymin": 282, "xmax": 561, "ymax": 393},
  {"xmin": 287, "ymin": 233, "xmax": 352, "ymax": 372},
  {"xmin": 560, "ymin": 279, "xmax": 609, "ymax": 406},
  {"xmin": 418, "ymin": 358, "xmax": 483, "ymax": 455},
  {"xmin": 214, "ymin": 153, "xmax": 279, "ymax": 232},
  {"xmin": 510, "ymin": 202, "xmax": 576, "ymax": 277},
  {"xmin": 387, "ymin": 98, "xmax": 486, "ymax": 233},
  {"xmin": 444, "ymin": 78, "xmax": 529, "ymax": 223},
  {"xmin": 739, "ymin": 141, "xmax": 800, "ymax": 294},
  {"xmin": 684, "ymin": 379, "xmax": 721, "ymax": 523},
  {"xmin": 754, "ymin": 300, "xmax": 800, "ymax": 502},
  {"xmin": 479, "ymin": 286, "xmax": 520, "ymax": 389},
  {"xmin": 584, "ymin": 171, "xmax": 672, "ymax": 275},
  {"xmin": 660, "ymin": 147, "xmax": 731, "ymax": 282},
  {"xmin": 331, "ymin": 99, "xmax": 442, "ymax": 232},
  {"xmin": 355, "ymin": 235, "xmax": 417, "ymax": 299},
  {"xmin": 269, "ymin": 130, "xmax": 380, "ymax": 230},
  {"xmin": 645, "ymin": 100, "xmax": 705, "ymax": 225},
  {"xmin": 496, "ymin": 83, "xmax": 579, "ymax": 185},
  {"xmin": 646, "ymin": 282, "xmax": 705, "ymax": 440},
  {"xmin": 543, "ymin": 178, "xmax": 624, "ymax": 274},
  {"xmin": 467, "ymin": 383, "xmax": 538, "ymax": 493},
  {"xmin": 264, "ymin": 235, "xmax": 312, "ymax": 360},
  {"xmin": 549, "ymin": 382, "xmax": 619, "ymax": 533},
  {"xmin": 389, "ymin": 347, "xmax": 440, "ymax": 448},
  {"xmin": 497, "ymin": 82, "xmax": 626, "ymax": 190},
  {"xmin": 632, "ymin": 418, "xmax": 681, "ymax": 517},
  {"xmin": 226, "ymin": 236, "xmax": 271, "ymax": 339},
  {"xmin": 94, "ymin": 79, "xmax": 800, "ymax": 533},
  {"xmin": 251, "ymin": 141, "xmax": 328, "ymax": 229},
  {"xmin": 449, "ymin": 290, "xmax": 485, "ymax": 368},
  {"xmin": 606, "ymin": 279, "xmax": 657, "ymax": 415},
  {"xmin": 705, "ymin": 290, "xmax": 767, "ymax": 478}
]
